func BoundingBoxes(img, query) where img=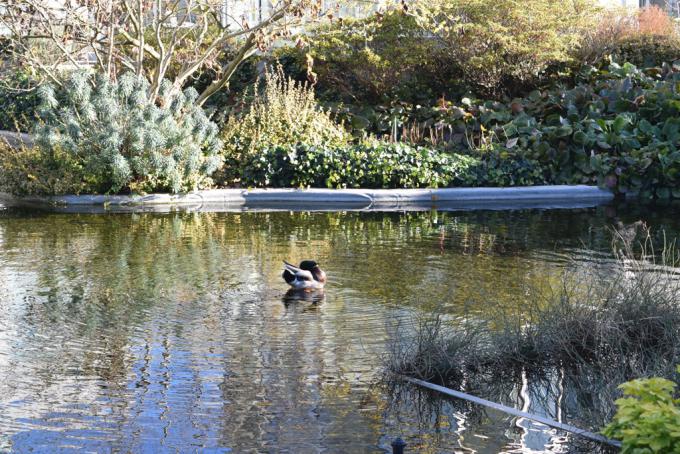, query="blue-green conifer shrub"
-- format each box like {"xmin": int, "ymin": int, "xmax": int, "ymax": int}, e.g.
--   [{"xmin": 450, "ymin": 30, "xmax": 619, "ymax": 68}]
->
[{"xmin": 34, "ymin": 72, "xmax": 223, "ymax": 194}]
